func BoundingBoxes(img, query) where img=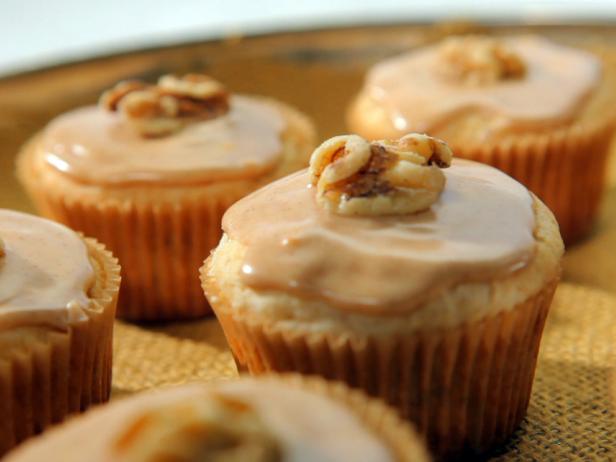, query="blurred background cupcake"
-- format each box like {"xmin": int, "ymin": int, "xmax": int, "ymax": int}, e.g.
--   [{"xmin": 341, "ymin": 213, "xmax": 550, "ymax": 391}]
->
[
  {"xmin": 5, "ymin": 375, "xmax": 430, "ymax": 462},
  {"xmin": 0, "ymin": 209, "xmax": 120, "ymax": 455},
  {"xmin": 348, "ymin": 34, "xmax": 616, "ymax": 244},
  {"xmin": 17, "ymin": 74, "xmax": 317, "ymax": 321},
  {"xmin": 202, "ymin": 133, "xmax": 564, "ymax": 456}
]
